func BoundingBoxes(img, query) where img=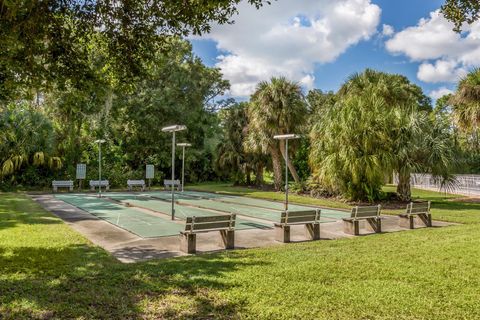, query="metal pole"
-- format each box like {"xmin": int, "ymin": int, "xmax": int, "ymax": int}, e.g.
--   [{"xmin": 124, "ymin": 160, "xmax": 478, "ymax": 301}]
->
[
  {"xmin": 171, "ymin": 131, "xmax": 175, "ymax": 220},
  {"xmin": 98, "ymin": 142, "xmax": 102, "ymax": 198},
  {"xmin": 285, "ymin": 139, "xmax": 289, "ymax": 211},
  {"xmin": 181, "ymin": 146, "xmax": 185, "ymax": 192}
]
